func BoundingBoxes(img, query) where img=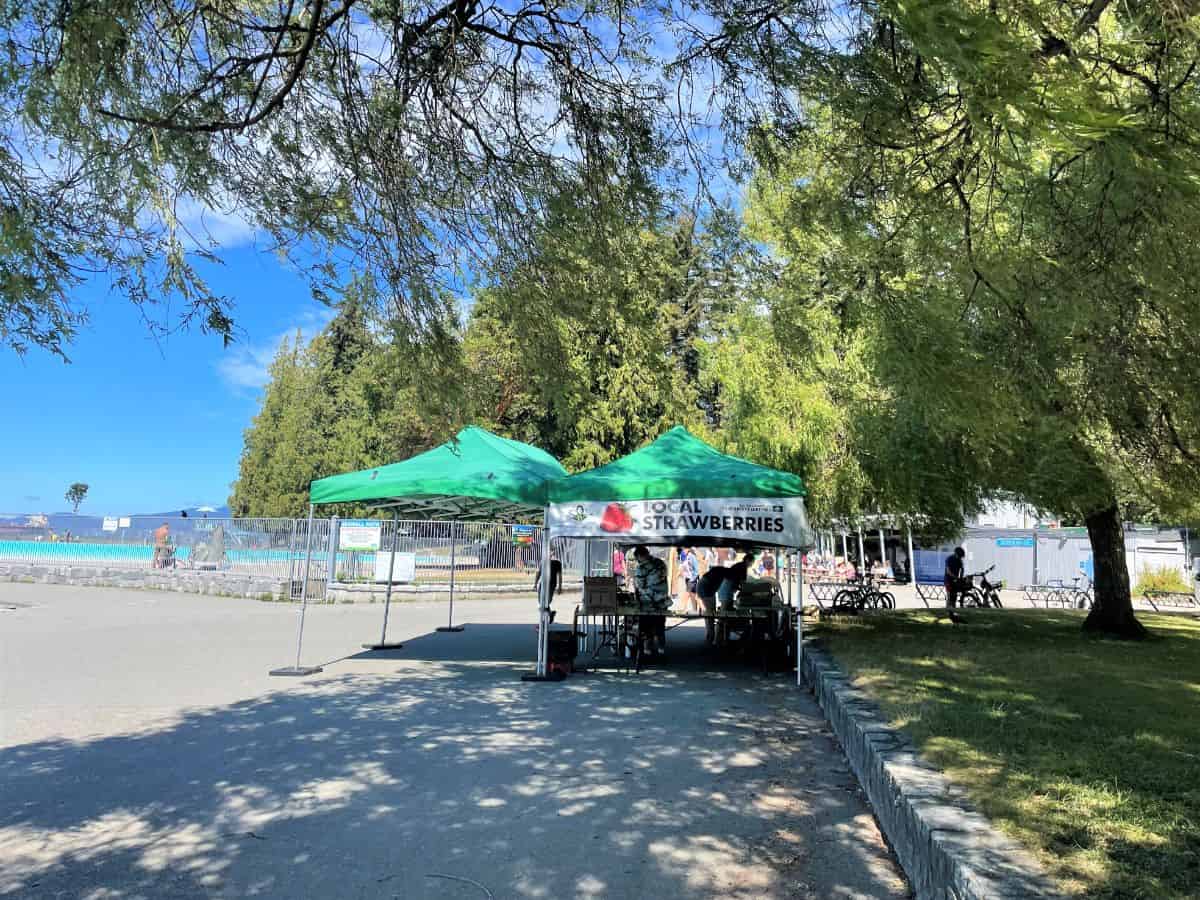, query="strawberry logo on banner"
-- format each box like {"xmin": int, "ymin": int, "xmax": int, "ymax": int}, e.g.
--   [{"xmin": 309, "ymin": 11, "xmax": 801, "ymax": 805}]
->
[{"xmin": 599, "ymin": 503, "xmax": 635, "ymax": 533}]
